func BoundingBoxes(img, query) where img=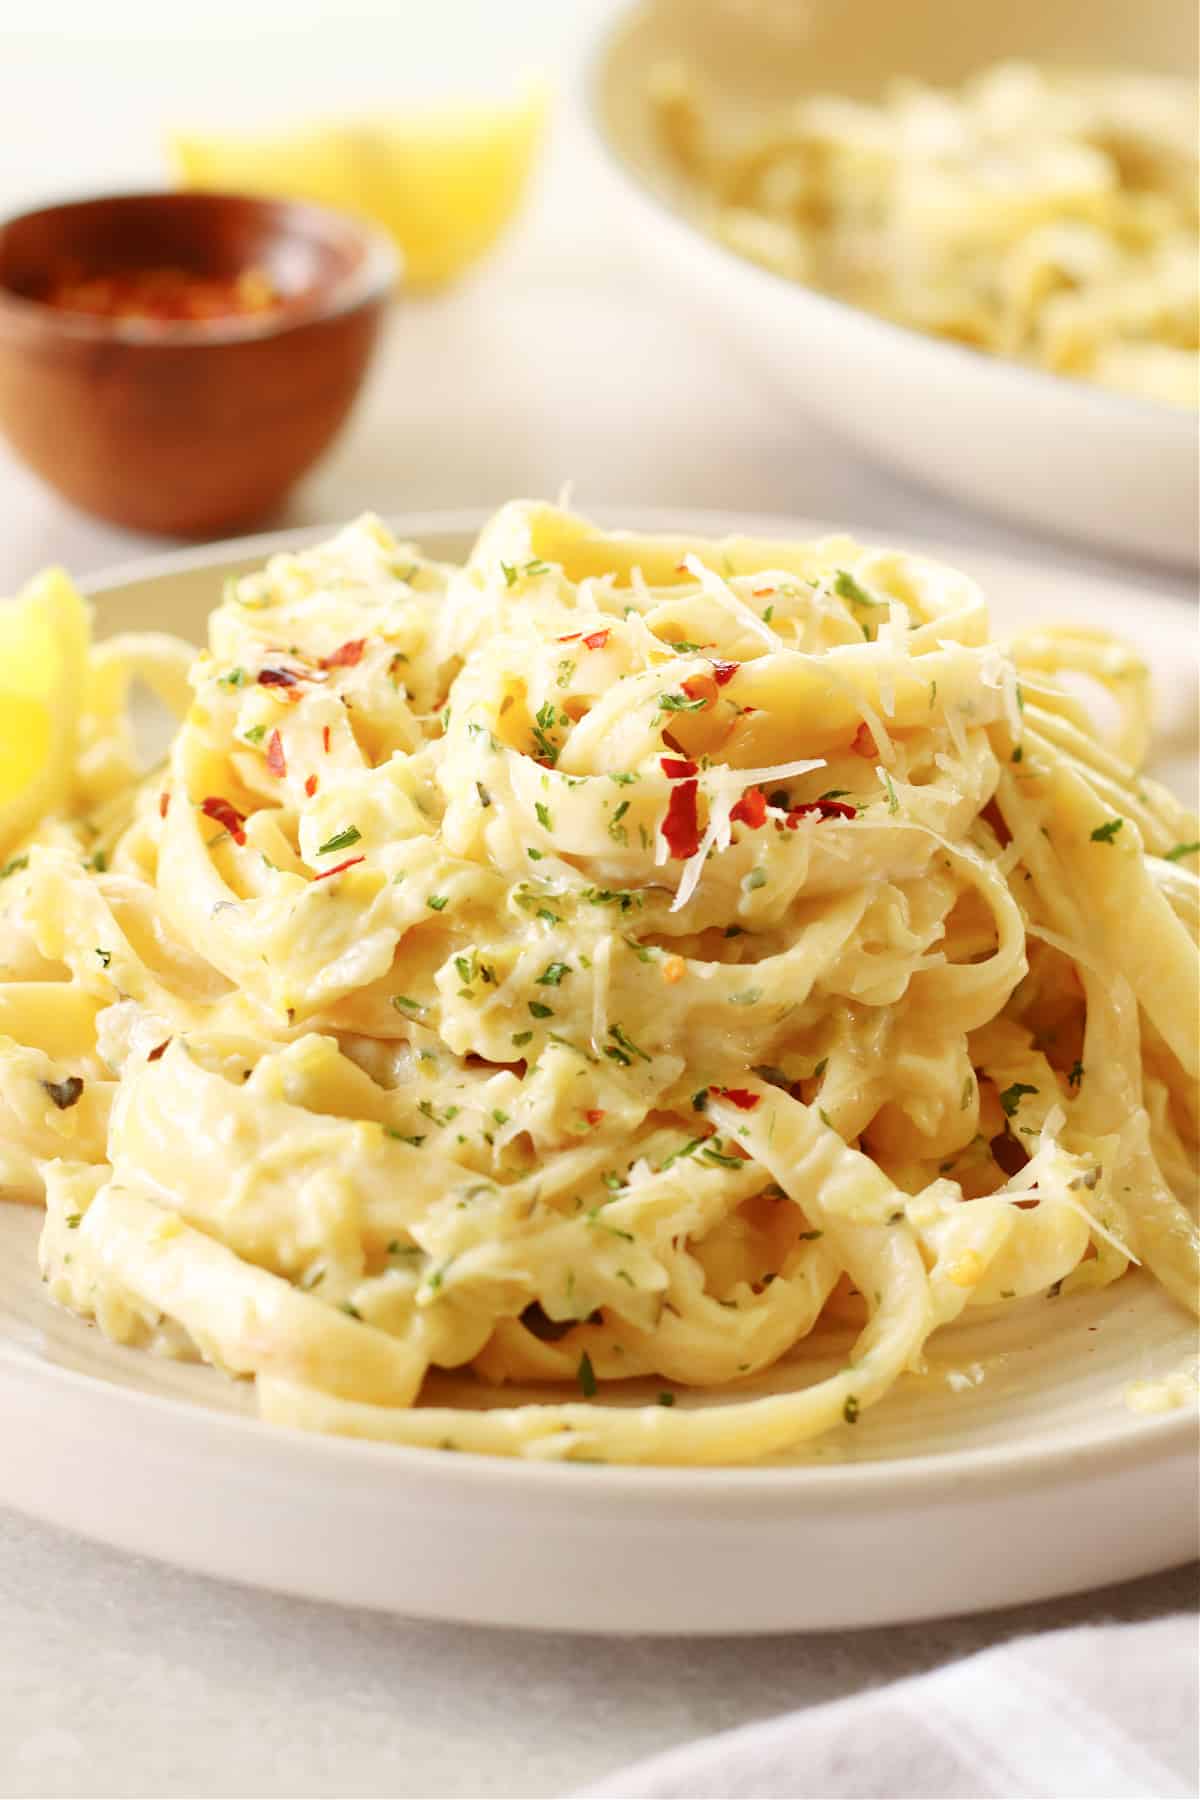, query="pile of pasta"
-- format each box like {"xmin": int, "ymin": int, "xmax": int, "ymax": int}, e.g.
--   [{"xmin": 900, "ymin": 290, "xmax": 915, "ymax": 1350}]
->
[
  {"xmin": 1, "ymin": 502, "xmax": 1196, "ymax": 1464},
  {"xmin": 651, "ymin": 60, "xmax": 1199, "ymax": 407}
]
